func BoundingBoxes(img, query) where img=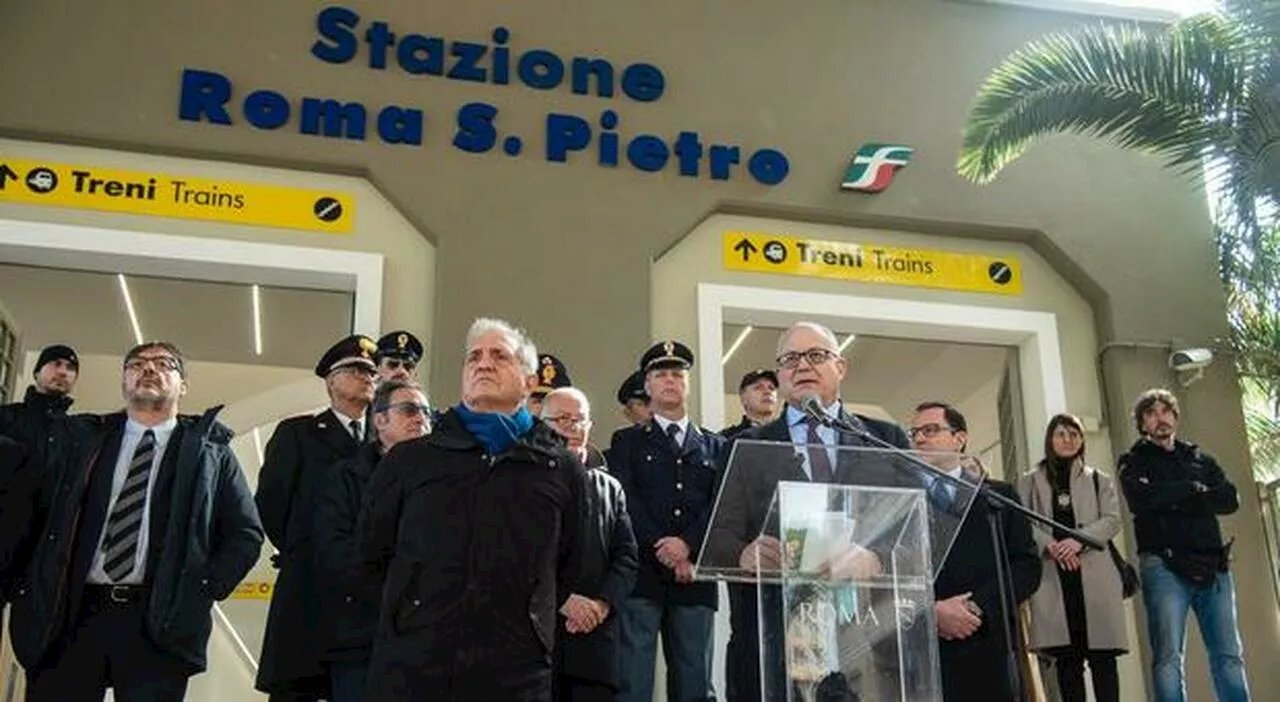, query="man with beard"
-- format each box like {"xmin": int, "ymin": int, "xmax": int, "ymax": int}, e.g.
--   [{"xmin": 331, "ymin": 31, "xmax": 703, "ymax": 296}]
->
[
  {"xmin": 315, "ymin": 380, "xmax": 432, "ymax": 701},
  {"xmin": 1118, "ymin": 388, "xmax": 1249, "ymax": 702},
  {"xmin": 256, "ymin": 335, "xmax": 378, "ymax": 701},
  {"xmin": 541, "ymin": 387, "xmax": 638, "ymax": 702},
  {"xmin": 359, "ymin": 318, "xmax": 585, "ymax": 701},
  {"xmin": 720, "ymin": 368, "xmax": 780, "ymax": 440},
  {"xmin": 8, "ymin": 341, "xmax": 263, "ymax": 701},
  {"xmin": 0, "ymin": 343, "xmax": 80, "ymax": 473}
]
